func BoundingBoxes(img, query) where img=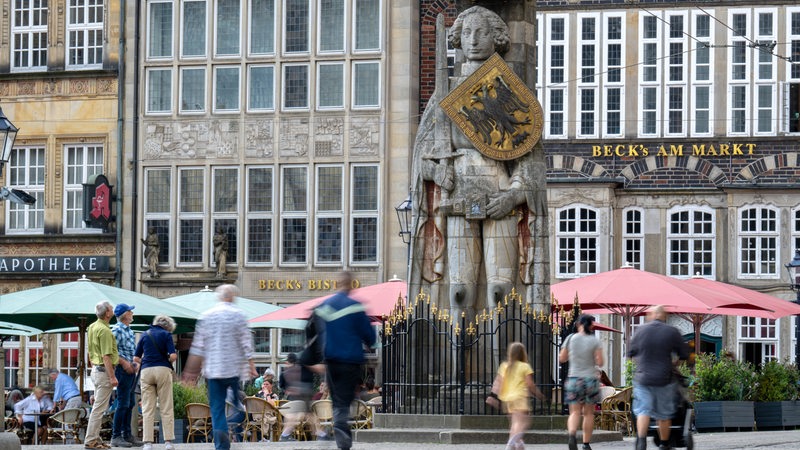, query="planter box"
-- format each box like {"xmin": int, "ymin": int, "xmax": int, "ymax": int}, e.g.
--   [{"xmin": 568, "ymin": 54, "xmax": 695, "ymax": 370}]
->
[
  {"xmin": 694, "ymin": 401, "xmax": 754, "ymax": 431},
  {"xmin": 755, "ymin": 401, "xmax": 800, "ymax": 429}
]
